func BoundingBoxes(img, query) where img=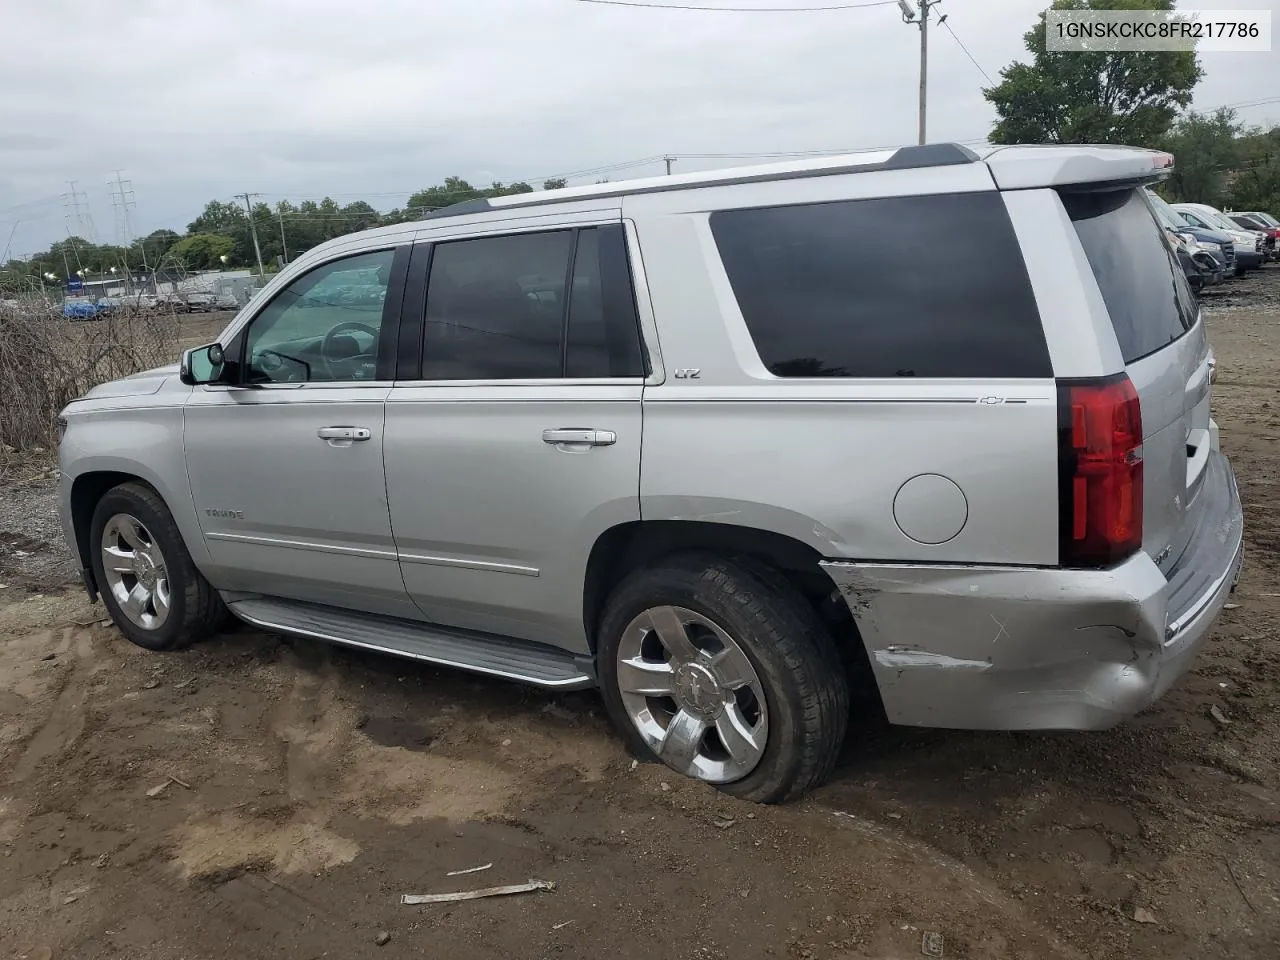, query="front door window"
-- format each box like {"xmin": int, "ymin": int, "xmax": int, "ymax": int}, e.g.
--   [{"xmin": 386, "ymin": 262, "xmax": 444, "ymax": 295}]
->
[{"xmin": 244, "ymin": 249, "xmax": 394, "ymax": 383}]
